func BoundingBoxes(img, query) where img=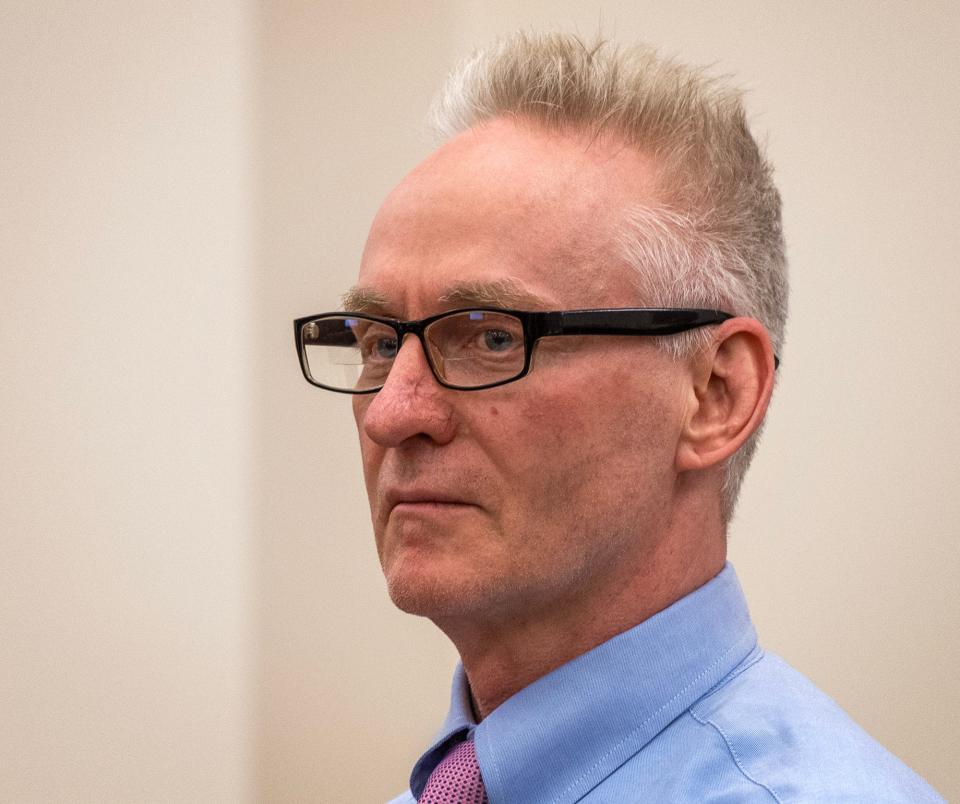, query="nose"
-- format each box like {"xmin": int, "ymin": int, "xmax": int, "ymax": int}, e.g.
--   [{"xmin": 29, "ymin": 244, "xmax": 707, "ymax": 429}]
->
[{"xmin": 355, "ymin": 334, "xmax": 456, "ymax": 448}]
